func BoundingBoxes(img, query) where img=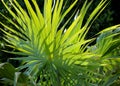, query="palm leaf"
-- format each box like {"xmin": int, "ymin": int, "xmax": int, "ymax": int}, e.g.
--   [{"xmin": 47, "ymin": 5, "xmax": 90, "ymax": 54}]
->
[{"xmin": 1, "ymin": 0, "xmax": 120, "ymax": 85}]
